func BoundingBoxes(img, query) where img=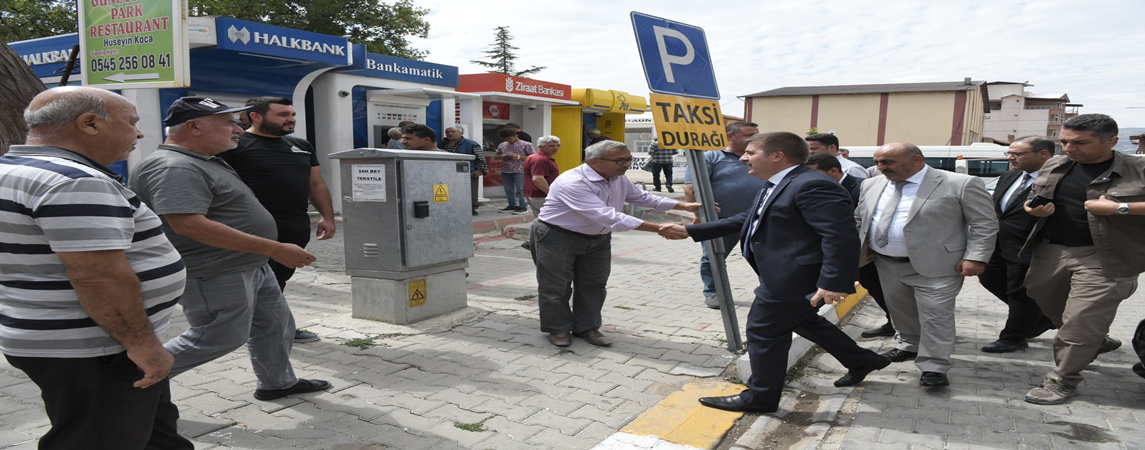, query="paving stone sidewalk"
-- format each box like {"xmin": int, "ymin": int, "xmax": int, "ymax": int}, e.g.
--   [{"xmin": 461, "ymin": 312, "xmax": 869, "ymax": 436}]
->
[
  {"xmin": 0, "ymin": 223, "xmax": 759, "ymax": 449},
  {"xmin": 734, "ymin": 271, "xmax": 1145, "ymax": 450}
]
